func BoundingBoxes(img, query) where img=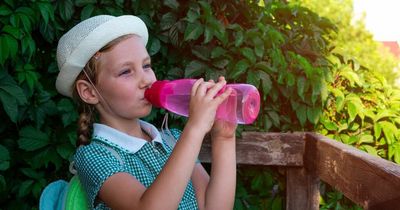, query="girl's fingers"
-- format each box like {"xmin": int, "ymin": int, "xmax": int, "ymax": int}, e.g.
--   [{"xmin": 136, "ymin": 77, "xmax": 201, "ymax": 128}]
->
[
  {"xmin": 192, "ymin": 78, "xmax": 215, "ymax": 97},
  {"xmin": 198, "ymin": 81, "xmax": 215, "ymax": 96},
  {"xmin": 205, "ymin": 77, "xmax": 227, "ymax": 99},
  {"xmin": 191, "ymin": 78, "xmax": 204, "ymax": 96},
  {"xmin": 214, "ymin": 87, "xmax": 234, "ymax": 104}
]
